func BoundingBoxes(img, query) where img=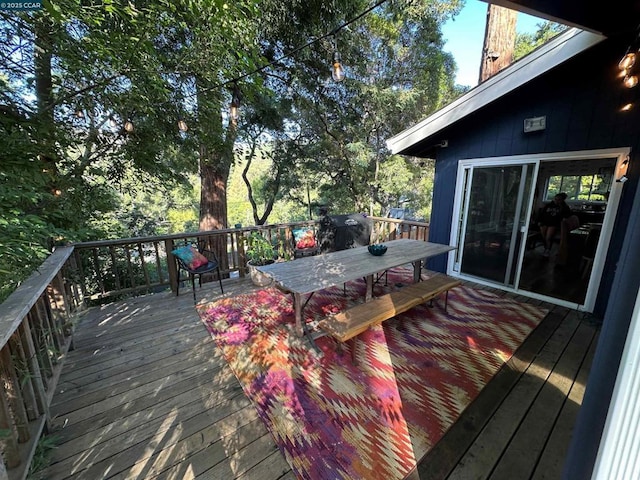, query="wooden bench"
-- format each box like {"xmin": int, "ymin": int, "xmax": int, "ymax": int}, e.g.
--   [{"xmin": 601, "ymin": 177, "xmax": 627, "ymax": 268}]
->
[{"xmin": 317, "ymin": 274, "xmax": 462, "ymax": 361}]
